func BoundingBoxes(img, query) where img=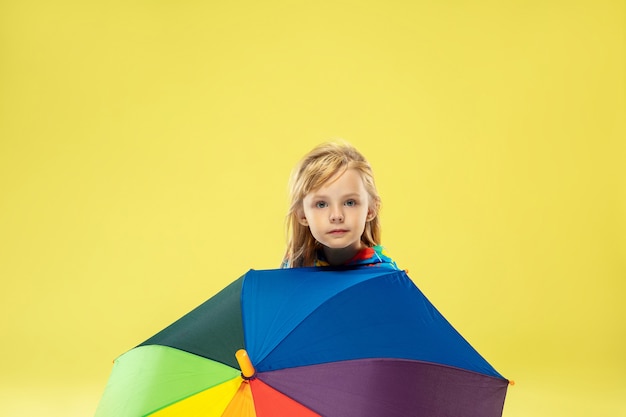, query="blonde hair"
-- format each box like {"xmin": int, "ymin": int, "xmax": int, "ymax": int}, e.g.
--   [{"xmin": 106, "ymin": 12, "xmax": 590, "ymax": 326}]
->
[{"xmin": 284, "ymin": 141, "xmax": 382, "ymax": 267}]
